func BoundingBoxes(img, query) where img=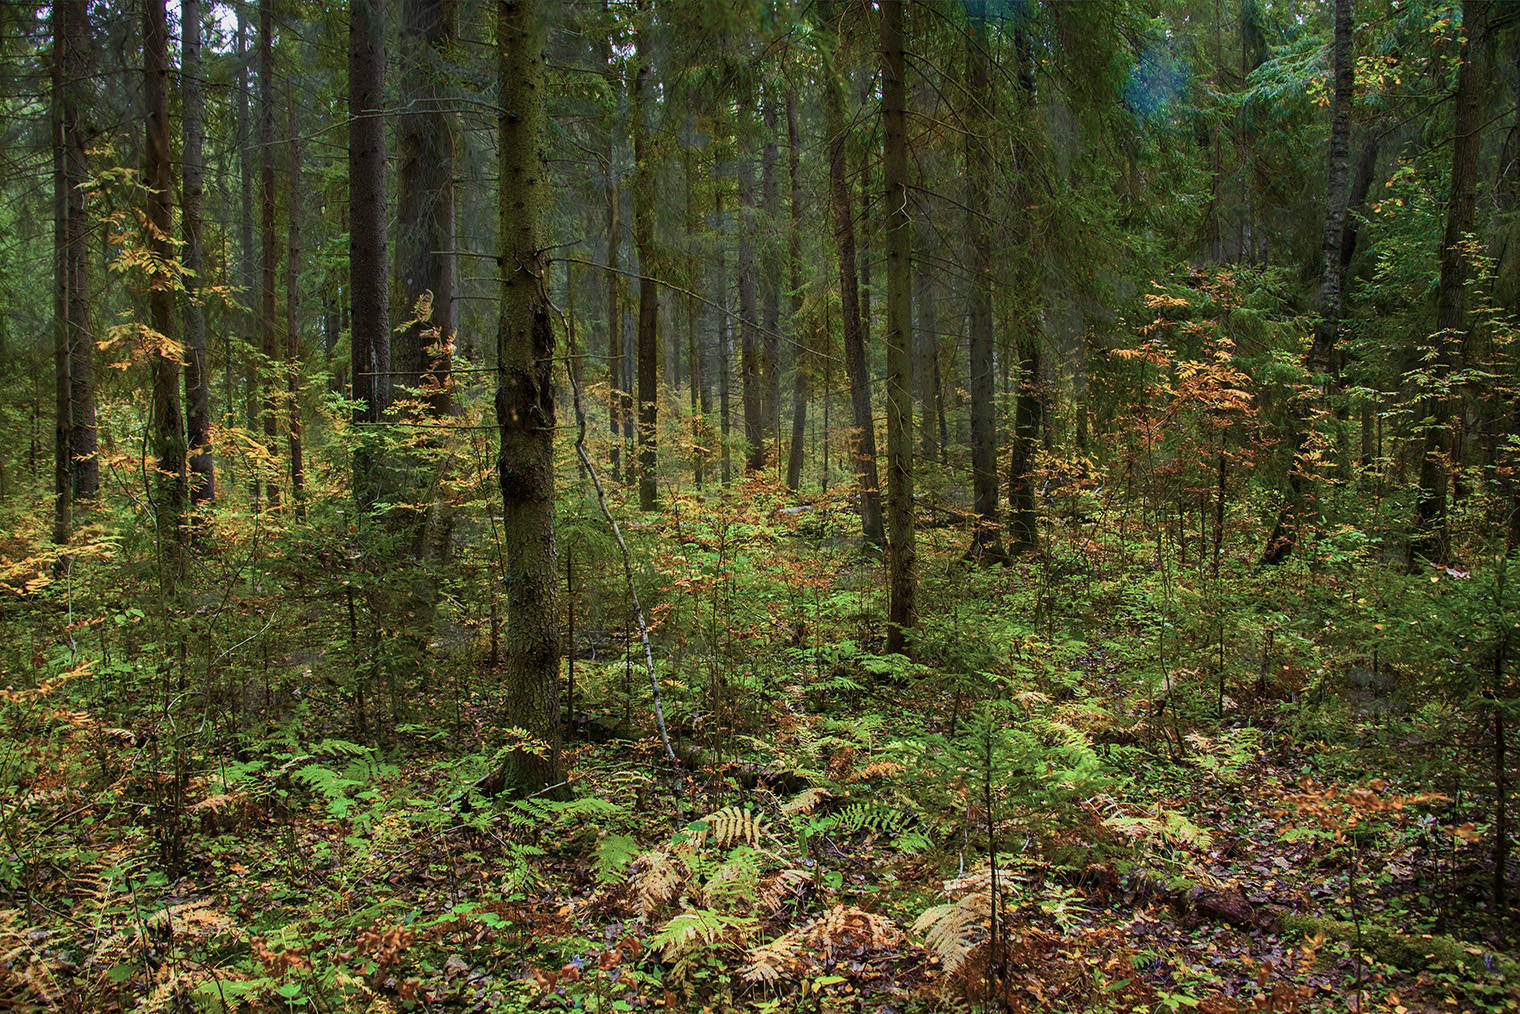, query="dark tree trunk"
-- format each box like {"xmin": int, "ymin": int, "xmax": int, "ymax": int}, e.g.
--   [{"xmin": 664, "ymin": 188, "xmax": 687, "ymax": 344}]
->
[
  {"xmin": 882, "ymin": 0, "xmax": 915, "ymax": 654},
  {"xmin": 51, "ymin": 4, "xmax": 69, "ymax": 545},
  {"xmin": 761, "ymin": 92, "xmax": 781, "ymax": 472},
  {"xmin": 785, "ymin": 87, "xmax": 808, "ymax": 492},
  {"xmin": 739, "ymin": 104, "xmax": 763, "ymax": 473},
  {"xmin": 182, "ymin": 0, "xmax": 213, "ymax": 509},
  {"xmin": 61, "ymin": 0, "xmax": 95, "ymax": 510},
  {"xmin": 287, "ymin": 86, "xmax": 305, "ymax": 508},
  {"xmin": 236, "ymin": 4, "xmax": 256, "ymax": 450},
  {"xmin": 145, "ymin": 0, "xmax": 186, "ymax": 581},
  {"xmin": 1414, "ymin": 0, "xmax": 1491, "ymax": 564},
  {"xmin": 350, "ymin": 0, "xmax": 390, "ymax": 503},
  {"xmin": 1007, "ymin": 29, "xmax": 1040, "ymax": 556},
  {"xmin": 396, "ymin": 0, "xmax": 458, "ymax": 416},
  {"xmin": 603, "ymin": 33, "xmax": 625, "ymax": 483},
  {"xmin": 825, "ymin": 2, "xmax": 883, "ymax": 544},
  {"xmin": 632, "ymin": 51, "xmax": 658, "ymax": 510},
  {"xmin": 495, "ymin": 0, "xmax": 562, "ymax": 797},
  {"xmin": 259, "ymin": 0, "xmax": 280, "ymax": 508},
  {"xmin": 964, "ymin": 0, "xmax": 1004, "ymax": 563}
]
